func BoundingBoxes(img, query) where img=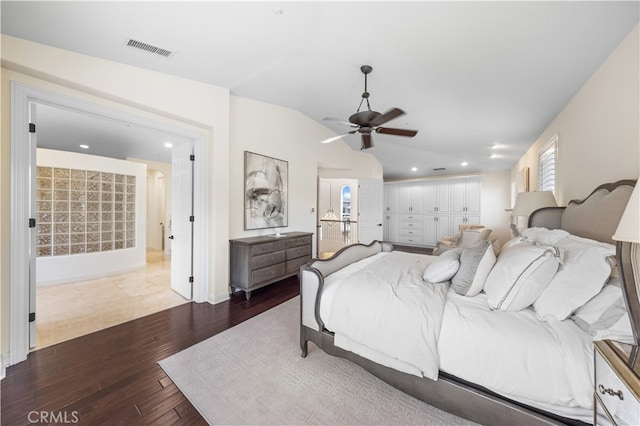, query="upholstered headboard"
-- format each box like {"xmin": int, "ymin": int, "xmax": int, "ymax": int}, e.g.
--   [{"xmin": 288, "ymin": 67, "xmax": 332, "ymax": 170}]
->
[{"xmin": 529, "ymin": 180, "xmax": 636, "ymax": 245}]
